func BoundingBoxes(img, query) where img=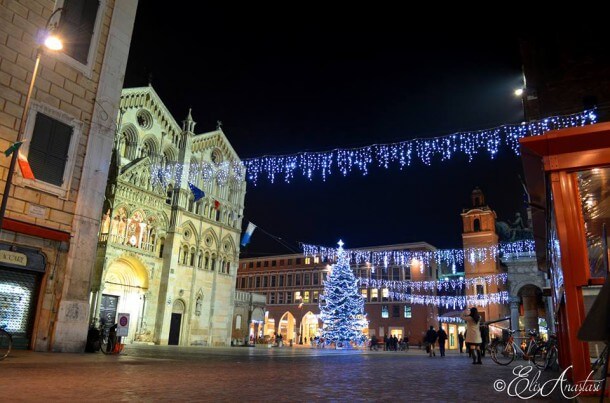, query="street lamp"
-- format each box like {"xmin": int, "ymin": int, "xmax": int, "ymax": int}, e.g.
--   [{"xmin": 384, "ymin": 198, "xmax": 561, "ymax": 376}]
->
[{"xmin": 0, "ymin": 9, "xmax": 63, "ymax": 234}]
